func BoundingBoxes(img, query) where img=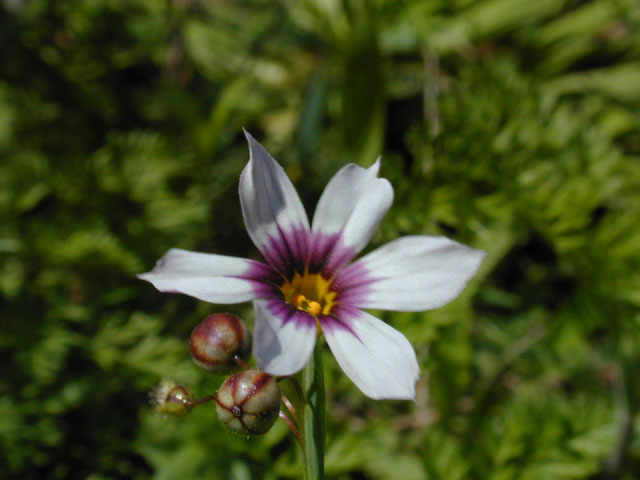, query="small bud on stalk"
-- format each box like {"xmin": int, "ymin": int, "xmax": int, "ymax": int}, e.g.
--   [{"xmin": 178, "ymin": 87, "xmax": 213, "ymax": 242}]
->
[
  {"xmin": 151, "ymin": 379, "xmax": 192, "ymax": 416},
  {"xmin": 190, "ymin": 313, "xmax": 251, "ymax": 374},
  {"xmin": 215, "ymin": 370, "xmax": 281, "ymax": 435}
]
